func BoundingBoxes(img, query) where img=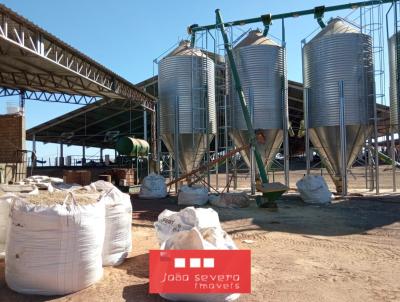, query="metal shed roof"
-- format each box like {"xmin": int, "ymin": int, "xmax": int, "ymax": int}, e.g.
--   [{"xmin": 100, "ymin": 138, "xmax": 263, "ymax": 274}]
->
[
  {"xmin": 26, "ymin": 98, "xmax": 148, "ymax": 149},
  {"xmin": 0, "ymin": 4, "xmax": 155, "ymax": 109}
]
